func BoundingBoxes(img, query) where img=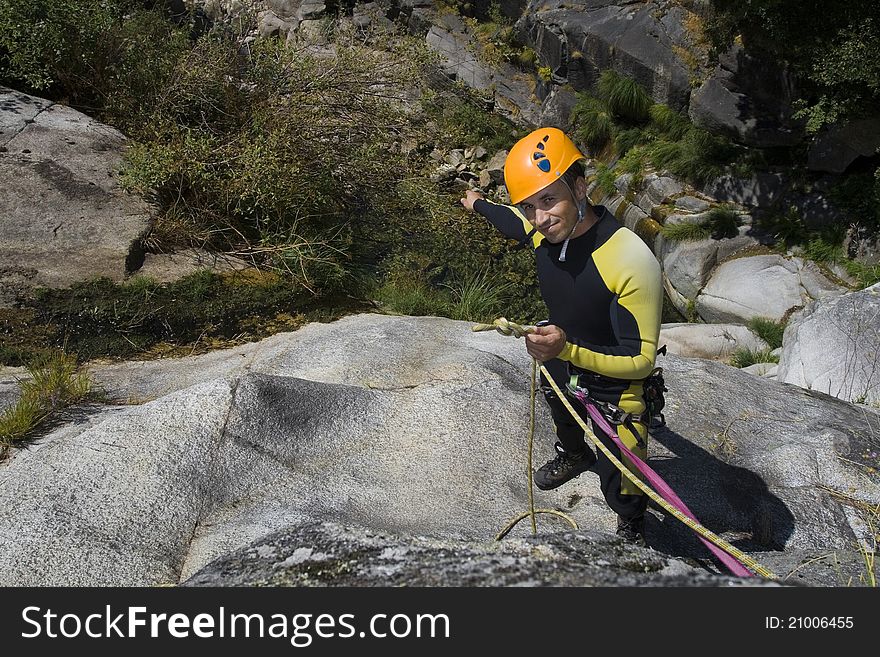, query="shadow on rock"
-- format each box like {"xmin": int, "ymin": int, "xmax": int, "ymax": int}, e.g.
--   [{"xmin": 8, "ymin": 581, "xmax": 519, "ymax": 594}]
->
[{"xmin": 644, "ymin": 424, "xmax": 795, "ymax": 569}]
